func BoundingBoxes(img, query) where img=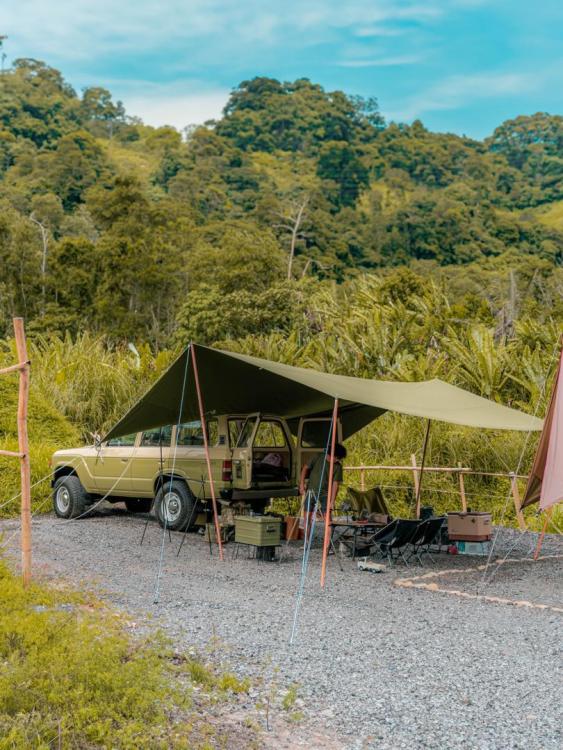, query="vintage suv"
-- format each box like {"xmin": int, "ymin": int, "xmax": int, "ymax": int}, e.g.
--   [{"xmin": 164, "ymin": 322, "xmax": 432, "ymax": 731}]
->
[{"xmin": 51, "ymin": 414, "xmax": 340, "ymax": 530}]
